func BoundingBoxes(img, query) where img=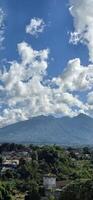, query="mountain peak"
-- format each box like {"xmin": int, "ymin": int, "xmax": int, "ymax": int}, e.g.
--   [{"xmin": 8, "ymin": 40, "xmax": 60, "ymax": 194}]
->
[{"xmin": 76, "ymin": 113, "xmax": 91, "ymax": 119}]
